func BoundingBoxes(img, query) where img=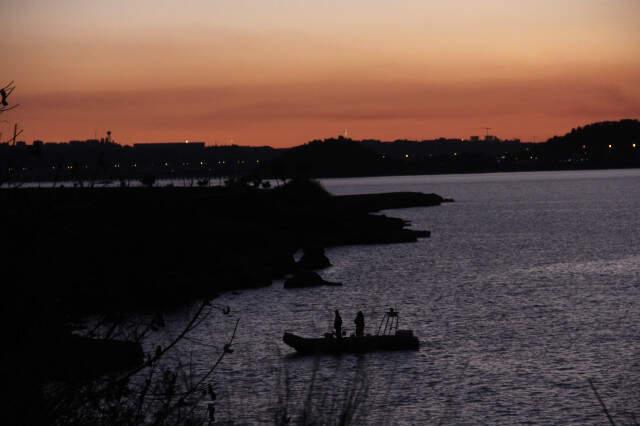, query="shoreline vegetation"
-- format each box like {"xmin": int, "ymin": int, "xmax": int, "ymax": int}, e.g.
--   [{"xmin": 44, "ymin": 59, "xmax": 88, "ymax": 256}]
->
[{"xmin": 2, "ymin": 178, "xmax": 448, "ymax": 424}]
